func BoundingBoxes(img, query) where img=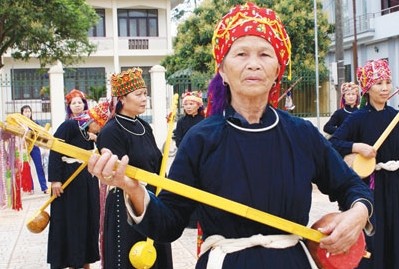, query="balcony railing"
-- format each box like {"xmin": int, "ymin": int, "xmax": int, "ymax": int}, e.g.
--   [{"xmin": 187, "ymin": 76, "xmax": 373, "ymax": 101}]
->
[
  {"xmin": 128, "ymin": 39, "xmax": 149, "ymax": 50},
  {"xmin": 331, "ymin": 4, "xmax": 399, "ymax": 40},
  {"xmin": 343, "ymin": 13, "xmax": 374, "ymax": 37}
]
